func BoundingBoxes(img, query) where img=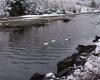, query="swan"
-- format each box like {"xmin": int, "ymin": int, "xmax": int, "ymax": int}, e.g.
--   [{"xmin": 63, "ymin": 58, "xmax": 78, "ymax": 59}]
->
[
  {"xmin": 65, "ymin": 38, "xmax": 69, "ymax": 41},
  {"xmin": 43, "ymin": 42, "xmax": 49, "ymax": 48},
  {"xmin": 43, "ymin": 43, "xmax": 49, "ymax": 45},
  {"xmin": 93, "ymin": 36, "xmax": 100, "ymax": 42},
  {"xmin": 51, "ymin": 40, "xmax": 56, "ymax": 43},
  {"xmin": 65, "ymin": 36, "xmax": 72, "ymax": 44}
]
